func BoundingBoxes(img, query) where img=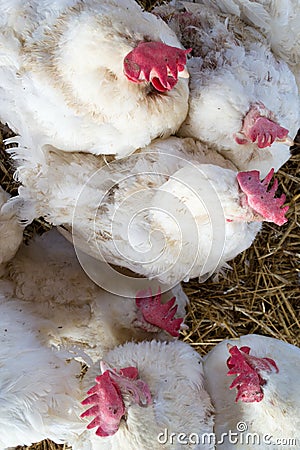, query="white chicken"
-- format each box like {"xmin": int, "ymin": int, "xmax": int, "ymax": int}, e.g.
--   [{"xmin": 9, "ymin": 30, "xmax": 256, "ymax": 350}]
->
[
  {"xmin": 75, "ymin": 340, "xmax": 214, "ymax": 450},
  {"xmin": 203, "ymin": 334, "xmax": 300, "ymax": 449},
  {"xmin": 195, "ymin": 0, "xmax": 300, "ymax": 90},
  {"xmin": 155, "ymin": 2, "xmax": 299, "ymax": 177},
  {"xmin": 0, "ymin": 0, "xmax": 190, "ymax": 158},
  {"xmin": 0, "ymin": 186, "xmax": 23, "ymax": 267},
  {"xmin": 10, "ymin": 136, "xmax": 289, "ymax": 285},
  {"xmin": 0, "ymin": 315, "xmax": 214, "ymax": 450},
  {"xmin": 0, "ymin": 296, "xmax": 84, "ymax": 448},
  {"xmin": 0, "ymin": 225, "xmax": 214, "ymax": 448},
  {"xmin": 5, "ymin": 228, "xmax": 188, "ymax": 360}
]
